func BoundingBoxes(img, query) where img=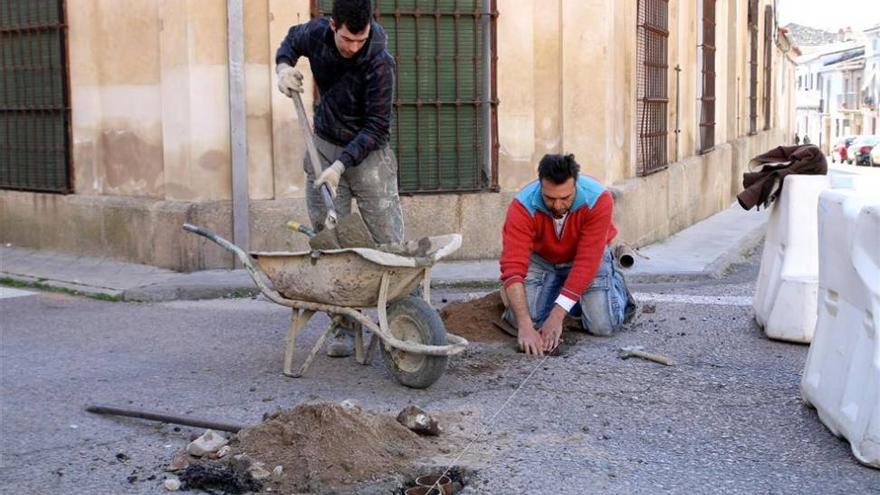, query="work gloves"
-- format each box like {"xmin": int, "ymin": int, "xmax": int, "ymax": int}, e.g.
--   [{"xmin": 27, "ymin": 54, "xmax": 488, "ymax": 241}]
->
[
  {"xmin": 315, "ymin": 160, "xmax": 345, "ymax": 198},
  {"xmin": 276, "ymin": 63, "xmax": 304, "ymax": 97}
]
